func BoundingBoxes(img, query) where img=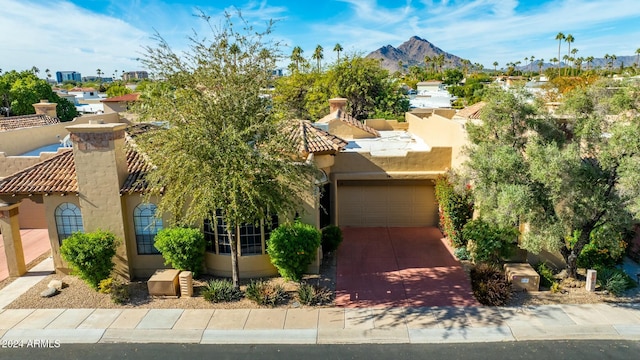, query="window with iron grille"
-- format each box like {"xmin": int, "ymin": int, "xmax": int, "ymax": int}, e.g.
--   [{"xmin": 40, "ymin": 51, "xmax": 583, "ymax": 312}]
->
[
  {"xmin": 54, "ymin": 203, "xmax": 84, "ymax": 244},
  {"xmin": 133, "ymin": 203, "xmax": 162, "ymax": 255}
]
